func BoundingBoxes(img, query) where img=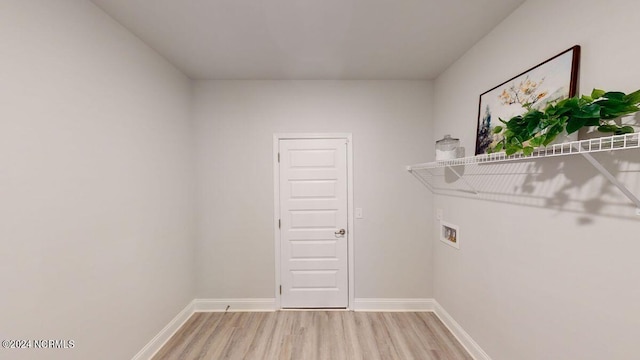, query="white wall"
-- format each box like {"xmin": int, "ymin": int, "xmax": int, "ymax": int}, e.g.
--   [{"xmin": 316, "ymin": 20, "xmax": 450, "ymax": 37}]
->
[
  {"xmin": 194, "ymin": 81, "xmax": 433, "ymax": 301},
  {"xmin": 433, "ymin": 0, "xmax": 640, "ymax": 359},
  {"xmin": 0, "ymin": 1, "xmax": 195, "ymax": 359}
]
